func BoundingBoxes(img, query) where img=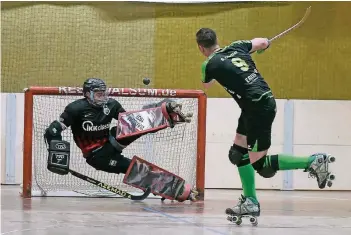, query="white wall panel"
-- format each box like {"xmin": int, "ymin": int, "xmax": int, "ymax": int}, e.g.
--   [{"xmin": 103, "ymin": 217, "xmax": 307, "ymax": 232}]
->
[{"xmin": 1, "ymin": 95, "xmax": 350, "ymax": 191}]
